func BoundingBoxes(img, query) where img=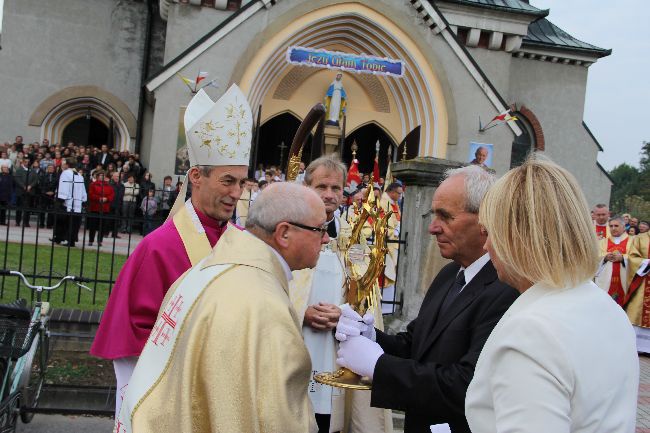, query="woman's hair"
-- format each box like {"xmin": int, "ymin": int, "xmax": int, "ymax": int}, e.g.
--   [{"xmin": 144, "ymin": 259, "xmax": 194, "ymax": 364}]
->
[{"xmin": 479, "ymin": 155, "xmax": 599, "ymax": 288}]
